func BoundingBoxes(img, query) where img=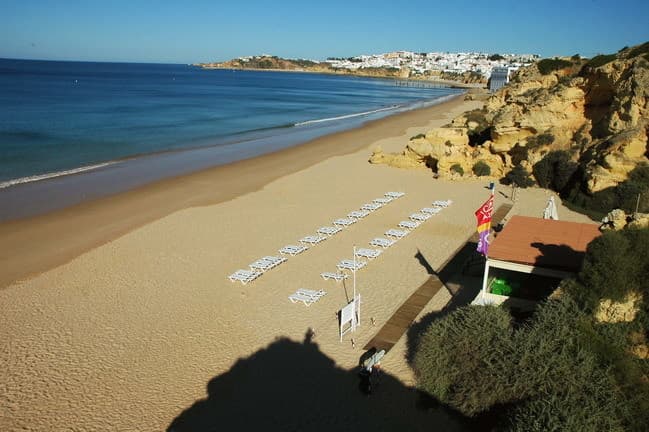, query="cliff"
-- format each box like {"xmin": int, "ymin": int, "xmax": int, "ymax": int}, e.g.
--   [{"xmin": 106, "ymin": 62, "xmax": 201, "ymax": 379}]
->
[{"xmin": 371, "ymin": 42, "xmax": 649, "ymax": 213}]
